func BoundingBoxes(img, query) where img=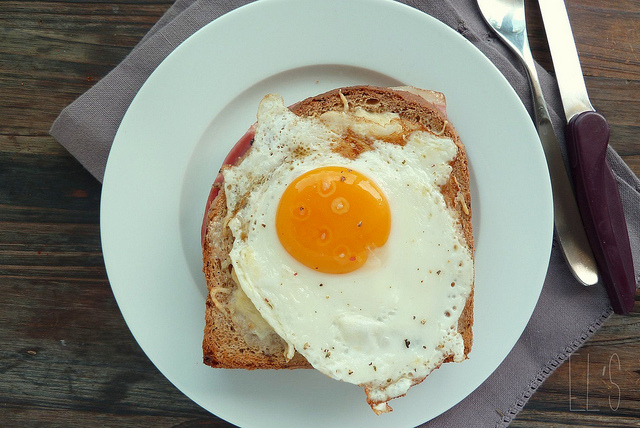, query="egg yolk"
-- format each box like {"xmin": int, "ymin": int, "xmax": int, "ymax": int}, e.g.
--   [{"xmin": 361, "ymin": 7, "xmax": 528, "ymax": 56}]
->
[{"xmin": 276, "ymin": 166, "xmax": 391, "ymax": 274}]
